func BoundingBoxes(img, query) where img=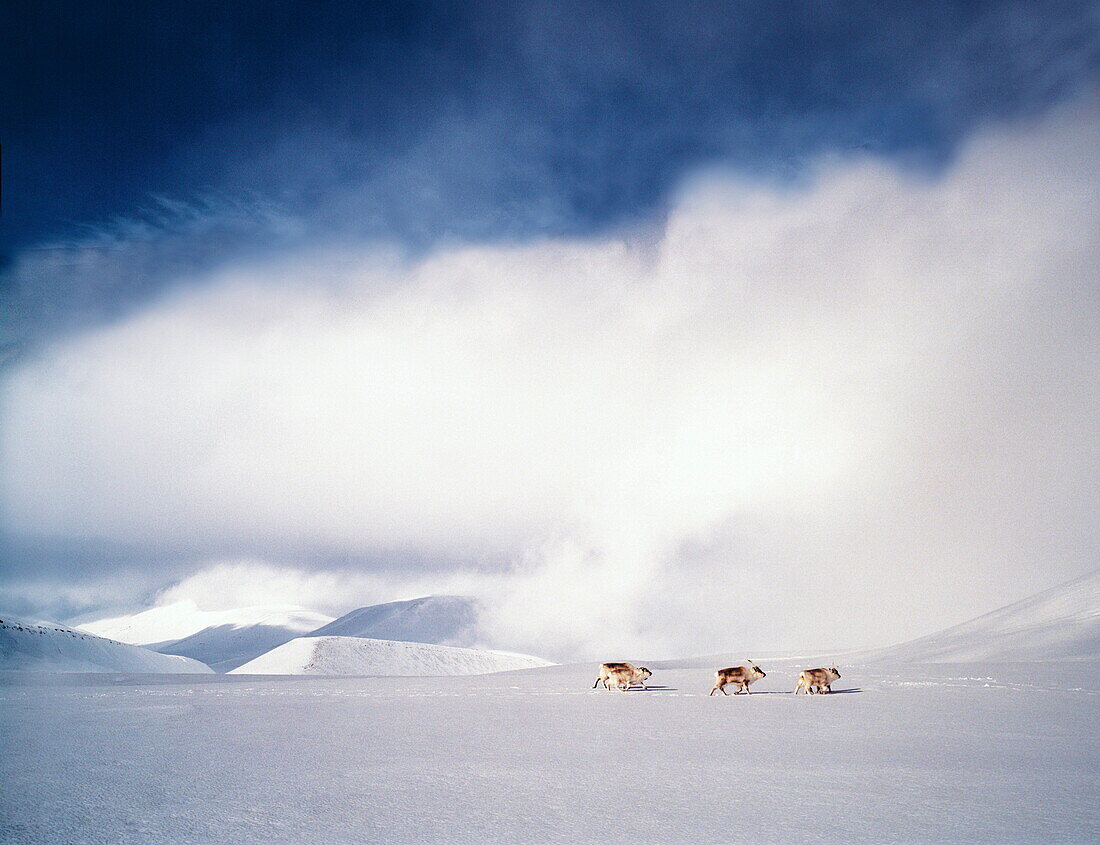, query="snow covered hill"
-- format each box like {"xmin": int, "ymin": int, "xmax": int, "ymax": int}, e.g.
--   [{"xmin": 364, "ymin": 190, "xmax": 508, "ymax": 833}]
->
[
  {"xmin": 76, "ymin": 601, "xmax": 333, "ymax": 671},
  {"xmin": 306, "ymin": 596, "xmax": 479, "ymax": 647},
  {"xmin": 77, "ymin": 600, "xmax": 332, "ymax": 647},
  {"xmin": 0, "ymin": 616, "xmax": 212, "ymax": 673},
  {"xmin": 865, "ymin": 568, "xmax": 1100, "ymax": 663},
  {"xmin": 230, "ymin": 635, "xmax": 552, "ymax": 676},
  {"xmin": 153, "ymin": 610, "xmax": 335, "ymax": 672}
]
